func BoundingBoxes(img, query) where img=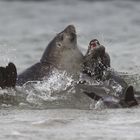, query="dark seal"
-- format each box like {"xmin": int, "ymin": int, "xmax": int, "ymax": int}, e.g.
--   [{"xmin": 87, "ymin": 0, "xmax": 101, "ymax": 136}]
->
[
  {"xmin": 83, "ymin": 39, "xmax": 110, "ymax": 80},
  {"xmin": 80, "ymin": 39, "xmax": 138, "ymax": 108}
]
